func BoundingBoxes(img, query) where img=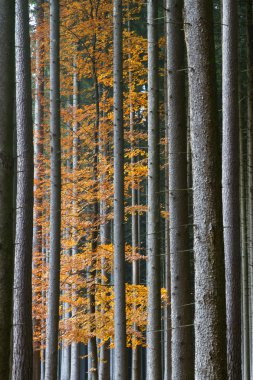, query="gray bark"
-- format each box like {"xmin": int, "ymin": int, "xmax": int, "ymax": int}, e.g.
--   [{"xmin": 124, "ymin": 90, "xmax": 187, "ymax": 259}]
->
[
  {"xmin": 99, "ymin": 98, "xmax": 111, "ymax": 380},
  {"xmin": 12, "ymin": 0, "xmax": 34, "ymax": 378},
  {"xmin": 70, "ymin": 61, "xmax": 80, "ymax": 380},
  {"xmin": 0, "ymin": 1, "xmax": 15, "ymax": 378},
  {"xmin": 166, "ymin": 1, "xmax": 194, "ymax": 379},
  {"xmin": 163, "ymin": 44, "xmax": 171, "ymax": 380},
  {"xmin": 70, "ymin": 343, "xmax": 79, "ymax": 380},
  {"xmin": 247, "ymin": 3, "xmax": 253, "ymax": 375},
  {"xmin": 33, "ymin": 2, "xmax": 45, "ymax": 378},
  {"xmin": 45, "ymin": 0, "xmax": 61, "ymax": 378},
  {"xmin": 146, "ymin": 0, "xmax": 162, "ymax": 379},
  {"xmin": 222, "ymin": 1, "xmax": 241, "ymax": 378},
  {"xmin": 113, "ymin": 0, "xmax": 127, "ymax": 378},
  {"xmin": 184, "ymin": 1, "xmax": 227, "ymax": 378},
  {"xmin": 240, "ymin": 94, "xmax": 250, "ymax": 380}
]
